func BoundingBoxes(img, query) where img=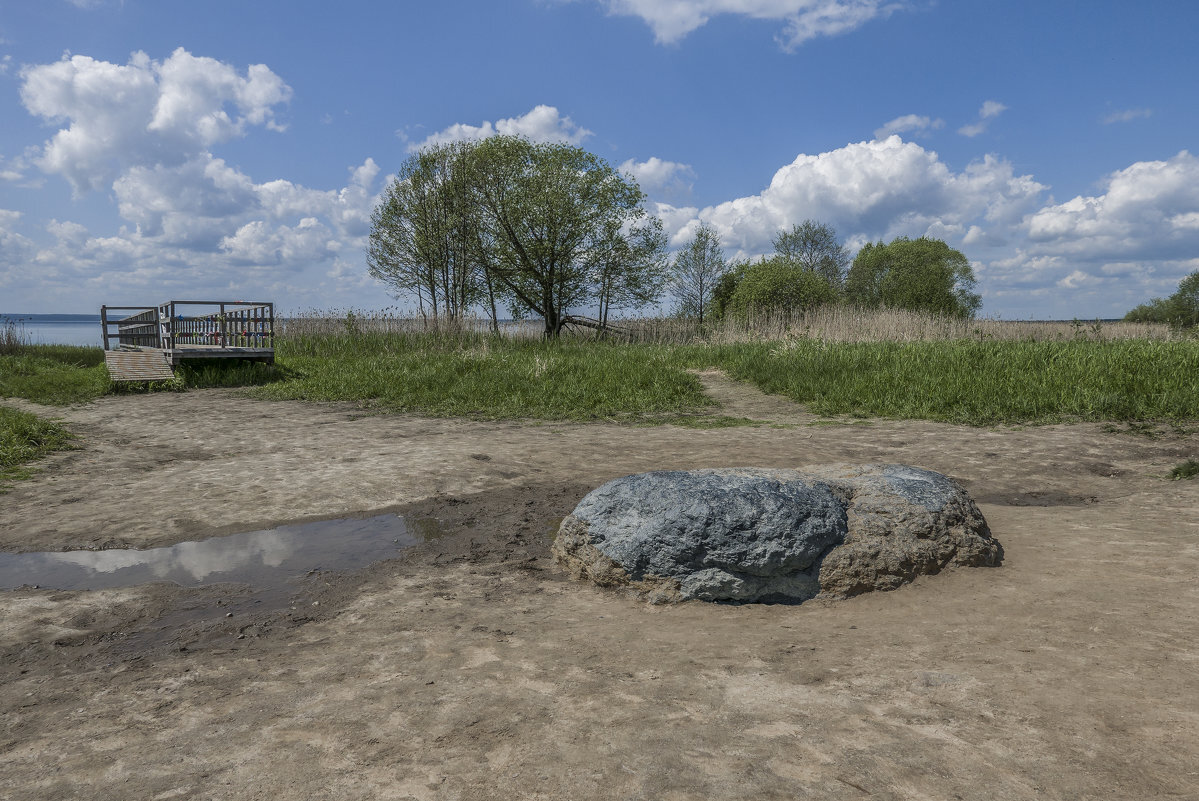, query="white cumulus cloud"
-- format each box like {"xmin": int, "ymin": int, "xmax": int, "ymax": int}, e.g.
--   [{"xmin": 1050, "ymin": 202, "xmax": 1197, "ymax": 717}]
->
[
  {"xmin": 670, "ymin": 135, "xmax": 1045, "ymax": 255},
  {"xmin": 599, "ymin": 0, "xmax": 906, "ymax": 48},
  {"xmin": 1025, "ymin": 150, "xmax": 1199, "ymax": 263},
  {"xmin": 619, "ymin": 157, "xmax": 696, "ymax": 200},
  {"xmin": 20, "ymin": 48, "xmax": 291, "ymax": 193},
  {"xmin": 408, "ymin": 105, "xmax": 592, "ymax": 152},
  {"xmin": 10, "ymin": 49, "xmax": 382, "ymax": 309}
]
